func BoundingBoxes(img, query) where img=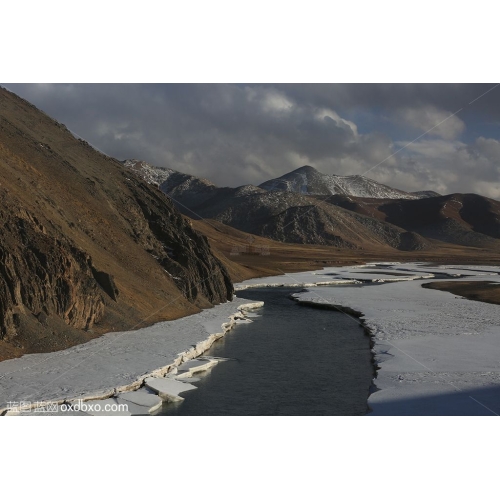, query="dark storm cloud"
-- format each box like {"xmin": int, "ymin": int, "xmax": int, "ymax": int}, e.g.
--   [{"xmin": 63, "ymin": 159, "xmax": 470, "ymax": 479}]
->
[
  {"xmin": 3, "ymin": 83, "xmax": 500, "ymax": 198},
  {"xmin": 272, "ymin": 84, "xmax": 500, "ymax": 117}
]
